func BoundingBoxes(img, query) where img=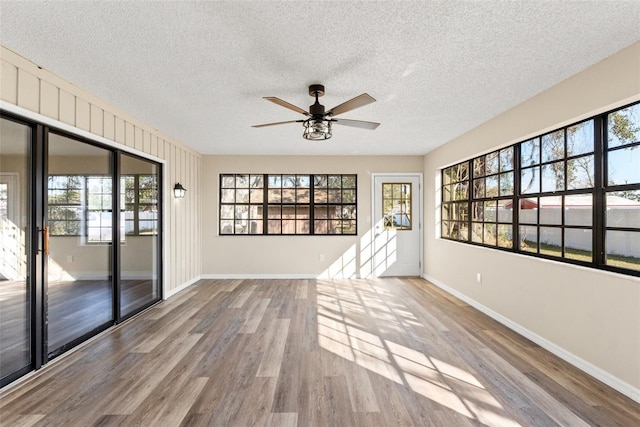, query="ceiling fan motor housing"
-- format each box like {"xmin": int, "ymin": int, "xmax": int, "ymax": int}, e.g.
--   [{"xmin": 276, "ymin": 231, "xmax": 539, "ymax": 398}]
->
[{"xmin": 308, "ymin": 84, "xmax": 326, "ymax": 117}]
